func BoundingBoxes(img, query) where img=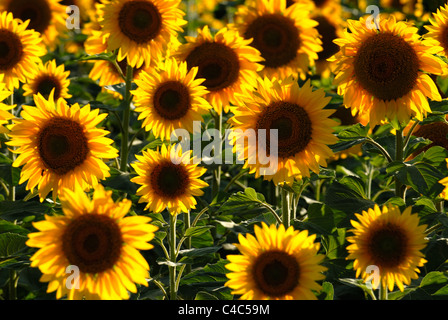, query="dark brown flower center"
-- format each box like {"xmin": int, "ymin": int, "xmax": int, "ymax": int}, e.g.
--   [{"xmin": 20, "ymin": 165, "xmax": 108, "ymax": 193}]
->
[
  {"xmin": 62, "ymin": 214, "xmax": 123, "ymax": 274},
  {"xmin": 354, "ymin": 32, "xmax": 420, "ymax": 101},
  {"xmin": 118, "ymin": 0, "xmax": 162, "ymax": 44},
  {"xmin": 7, "ymin": 0, "xmax": 52, "ymax": 34},
  {"xmin": 37, "ymin": 117, "xmax": 89, "ymax": 175},
  {"xmin": 367, "ymin": 222, "xmax": 408, "ymax": 269},
  {"xmin": 153, "ymin": 80, "xmax": 191, "ymax": 120},
  {"xmin": 314, "ymin": 15, "xmax": 339, "ymax": 61},
  {"xmin": 244, "ymin": 13, "xmax": 300, "ymax": 69},
  {"xmin": 253, "ymin": 250, "xmax": 300, "ymax": 297},
  {"xmin": 0, "ymin": 29, "xmax": 23, "ymax": 71},
  {"xmin": 35, "ymin": 75, "xmax": 62, "ymax": 100},
  {"xmin": 256, "ymin": 101, "xmax": 313, "ymax": 158},
  {"xmin": 185, "ymin": 42, "xmax": 240, "ymax": 92},
  {"xmin": 409, "ymin": 121, "xmax": 448, "ymax": 159},
  {"xmin": 150, "ymin": 161, "xmax": 190, "ymax": 198}
]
